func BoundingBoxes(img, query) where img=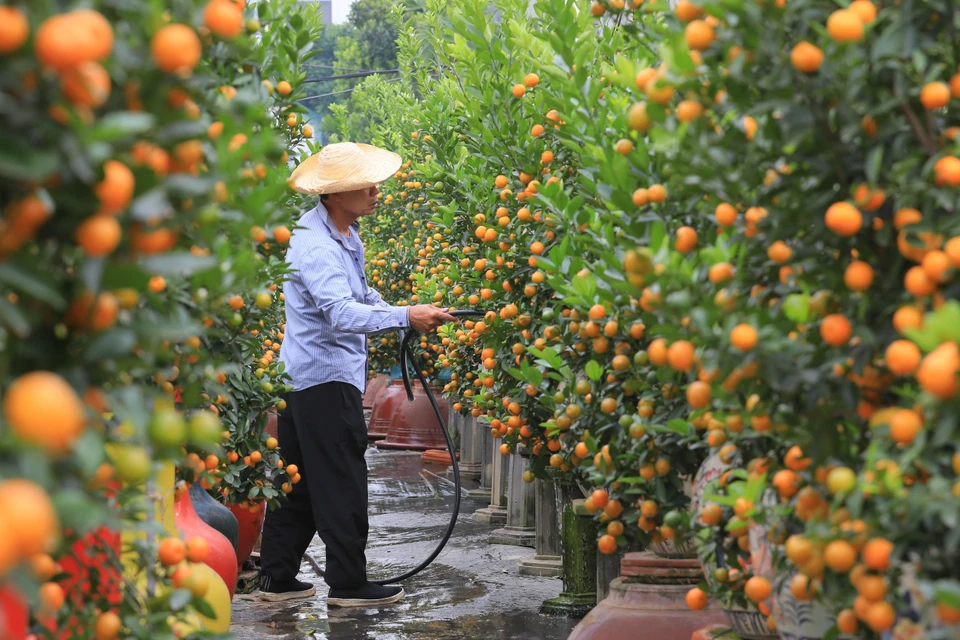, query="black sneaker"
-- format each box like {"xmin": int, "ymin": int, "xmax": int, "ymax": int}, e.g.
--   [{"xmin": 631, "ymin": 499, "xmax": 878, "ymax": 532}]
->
[
  {"xmin": 259, "ymin": 573, "xmax": 316, "ymax": 602},
  {"xmin": 327, "ymin": 582, "xmax": 405, "ymax": 608}
]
